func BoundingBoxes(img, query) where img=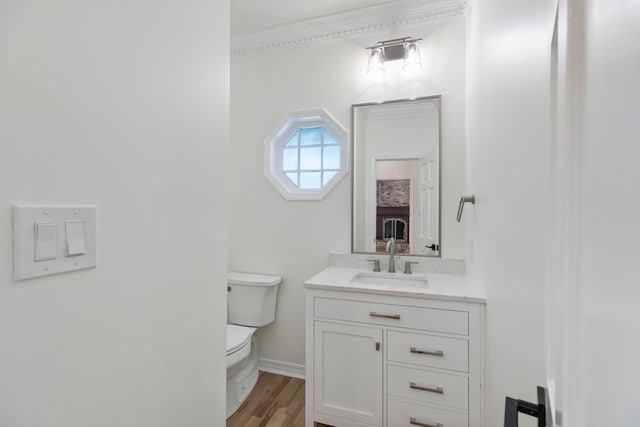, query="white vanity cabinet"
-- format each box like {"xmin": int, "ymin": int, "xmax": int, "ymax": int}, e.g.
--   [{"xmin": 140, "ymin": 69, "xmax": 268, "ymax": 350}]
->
[{"xmin": 305, "ymin": 287, "xmax": 484, "ymax": 427}]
